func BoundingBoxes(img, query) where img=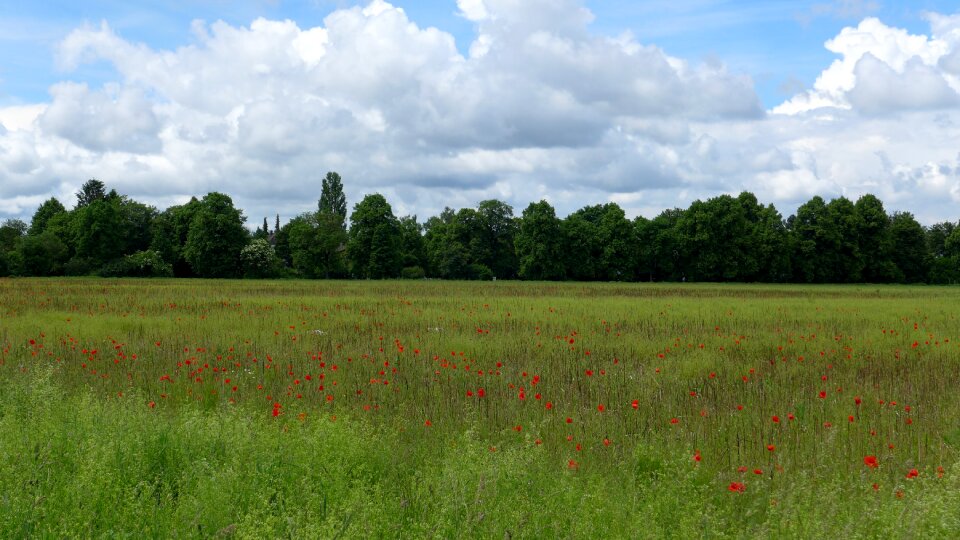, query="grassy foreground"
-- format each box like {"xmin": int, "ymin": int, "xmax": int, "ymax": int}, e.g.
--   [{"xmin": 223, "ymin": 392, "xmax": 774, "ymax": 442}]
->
[{"xmin": 1, "ymin": 278, "xmax": 959, "ymax": 538}]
